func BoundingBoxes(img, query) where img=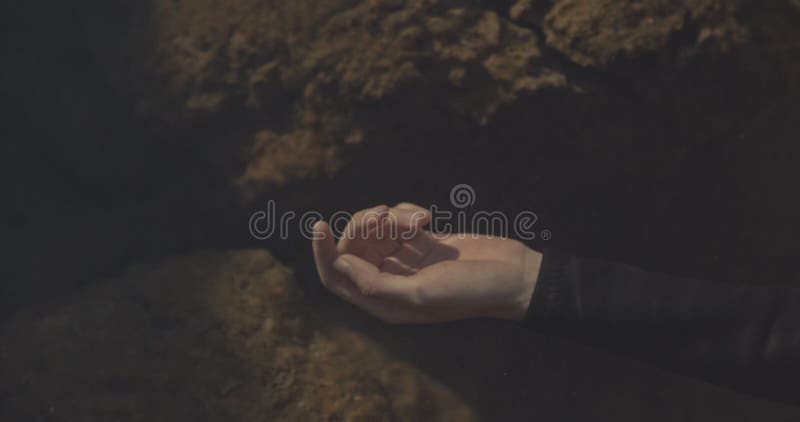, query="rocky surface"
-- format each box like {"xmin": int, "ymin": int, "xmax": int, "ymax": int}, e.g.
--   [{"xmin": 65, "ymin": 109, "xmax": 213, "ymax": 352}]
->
[
  {"xmin": 5, "ymin": 250, "xmax": 800, "ymax": 421},
  {"xmin": 0, "ymin": 250, "xmax": 475, "ymax": 421},
  {"xmin": 4, "ymin": 1, "xmax": 800, "ymax": 419},
  {"xmin": 72, "ymin": 0, "xmax": 800, "ymax": 200},
  {"xmin": 81, "ymin": 0, "xmax": 575, "ymax": 198},
  {"xmin": 539, "ymin": 0, "xmax": 749, "ymax": 68}
]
